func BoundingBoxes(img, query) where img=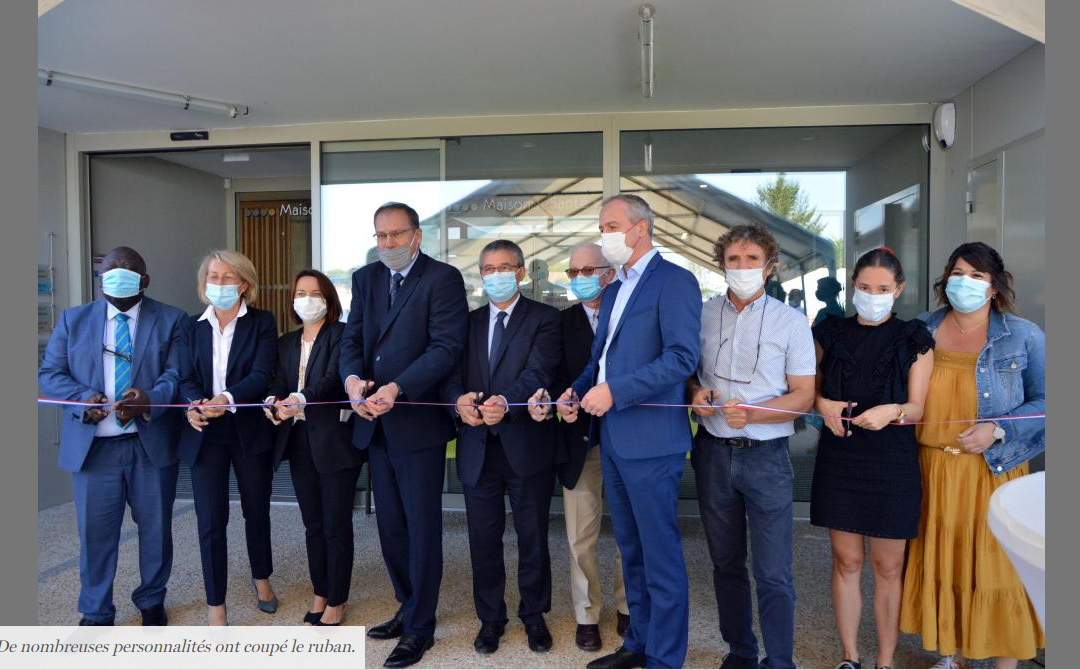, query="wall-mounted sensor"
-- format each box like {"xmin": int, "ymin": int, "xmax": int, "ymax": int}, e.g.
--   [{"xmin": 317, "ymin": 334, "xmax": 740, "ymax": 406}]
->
[{"xmin": 933, "ymin": 102, "xmax": 956, "ymax": 149}]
